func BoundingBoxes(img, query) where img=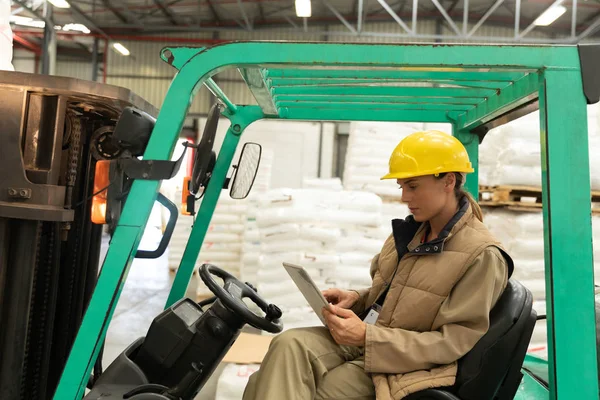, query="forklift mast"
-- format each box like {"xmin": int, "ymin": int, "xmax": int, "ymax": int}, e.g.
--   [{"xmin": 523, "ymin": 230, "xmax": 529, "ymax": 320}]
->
[{"xmin": 0, "ymin": 72, "xmax": 156, "ymax": 400}]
